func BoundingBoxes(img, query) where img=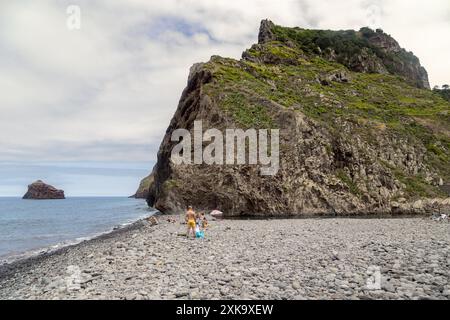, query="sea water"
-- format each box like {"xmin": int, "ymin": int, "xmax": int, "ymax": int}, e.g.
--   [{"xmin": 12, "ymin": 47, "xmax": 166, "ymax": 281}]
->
[{"xmin": 0, "ymin": 197, "xmax": 154, "ymax": 263}]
